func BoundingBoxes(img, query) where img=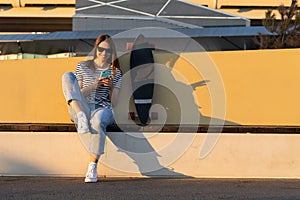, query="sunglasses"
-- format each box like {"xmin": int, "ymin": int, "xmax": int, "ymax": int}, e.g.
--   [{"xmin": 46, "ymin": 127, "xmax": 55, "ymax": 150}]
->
[{"xmin": 97, "ymin": 46, "xmax": 112, "ymax": 53}]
